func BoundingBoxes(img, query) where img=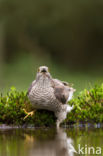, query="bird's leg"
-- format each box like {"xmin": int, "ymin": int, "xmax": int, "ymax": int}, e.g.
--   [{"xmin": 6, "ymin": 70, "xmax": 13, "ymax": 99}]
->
[
  {"xmin": 56, "ymin": 120, "xmax": 61, "ymax": 129},
  {"xmin": 23, "ymin": 109, "xmax": 35, "ymax": 119}
]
